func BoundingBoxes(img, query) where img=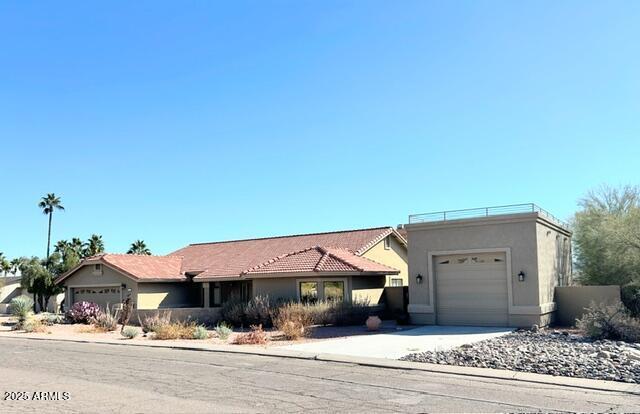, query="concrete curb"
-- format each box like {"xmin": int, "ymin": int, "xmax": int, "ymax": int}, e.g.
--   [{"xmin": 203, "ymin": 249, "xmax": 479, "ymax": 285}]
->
[{"xmin": 2, "ymin": 333, "xmax": 638, "ymax": 395}]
